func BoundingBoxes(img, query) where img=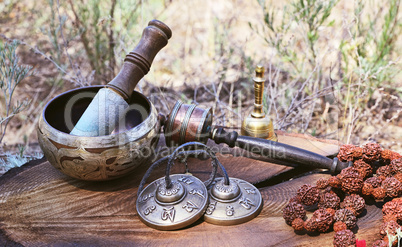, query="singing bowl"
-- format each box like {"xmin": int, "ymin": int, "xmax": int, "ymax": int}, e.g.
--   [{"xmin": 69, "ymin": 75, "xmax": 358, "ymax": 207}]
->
[{"xmin": 37, "ymin": 86, "xmax": 161, "ymax": 181}]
